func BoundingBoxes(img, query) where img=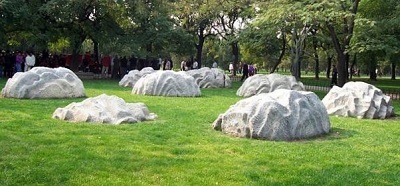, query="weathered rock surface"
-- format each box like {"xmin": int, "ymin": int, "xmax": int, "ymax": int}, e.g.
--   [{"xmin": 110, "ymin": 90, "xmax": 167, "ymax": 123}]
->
[
  {"xmin": 132, "ymin": 70, "xmax": 201, "ymax": 97},
  {"xmin": 213, "ymin": 89, "xmax": 330, "ymax": 141},
  {"xmin": 185, "ymin": 67, "xmax": 232, "ymax": 88},
  {"xmin": 1, "ymin": 67, "xmax": 85, "ymax": 99},
  {"xmin": 119, "ymin": 67, "xmax": 155, "ymax": 87},
  {"xmin": 237, "ymin": 73, "xmax": 305, "ymax": 97},
  {"xmin": 322, "ymin": 81, "xmax": 394, "ymax": 119},
  {"xmin": 52, "ymin": 94, "xmax": 157, "ymax": 124}
]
